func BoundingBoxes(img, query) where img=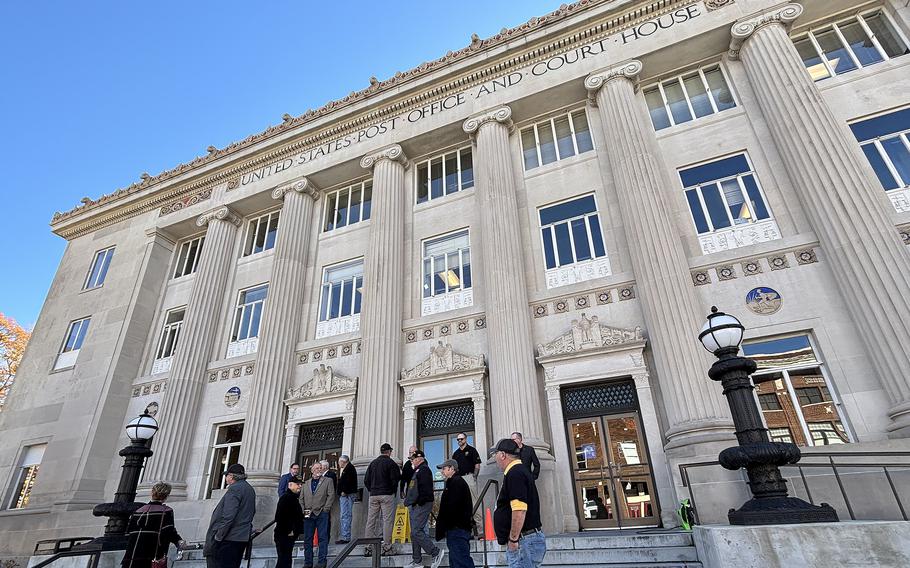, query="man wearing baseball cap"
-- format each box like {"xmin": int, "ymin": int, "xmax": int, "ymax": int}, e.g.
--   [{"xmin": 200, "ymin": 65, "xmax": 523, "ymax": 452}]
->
[
  {"xmin": 363, "ymin": 442, "xmax": 401, "ymax": 557},
  {"xmin": 435, "ymin": 459, "xmax": 476, "ymax": 568},
  {"xmin": 403, "ymin": 450, "xmax": 444, "ymax": 568},
  {"xmin": 203, "ymin": 463, "xmax": 256, "ymax": 568},
  {"xmin": 490, "ymin": 439, "xmax": 546, "ymax": 567}
]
